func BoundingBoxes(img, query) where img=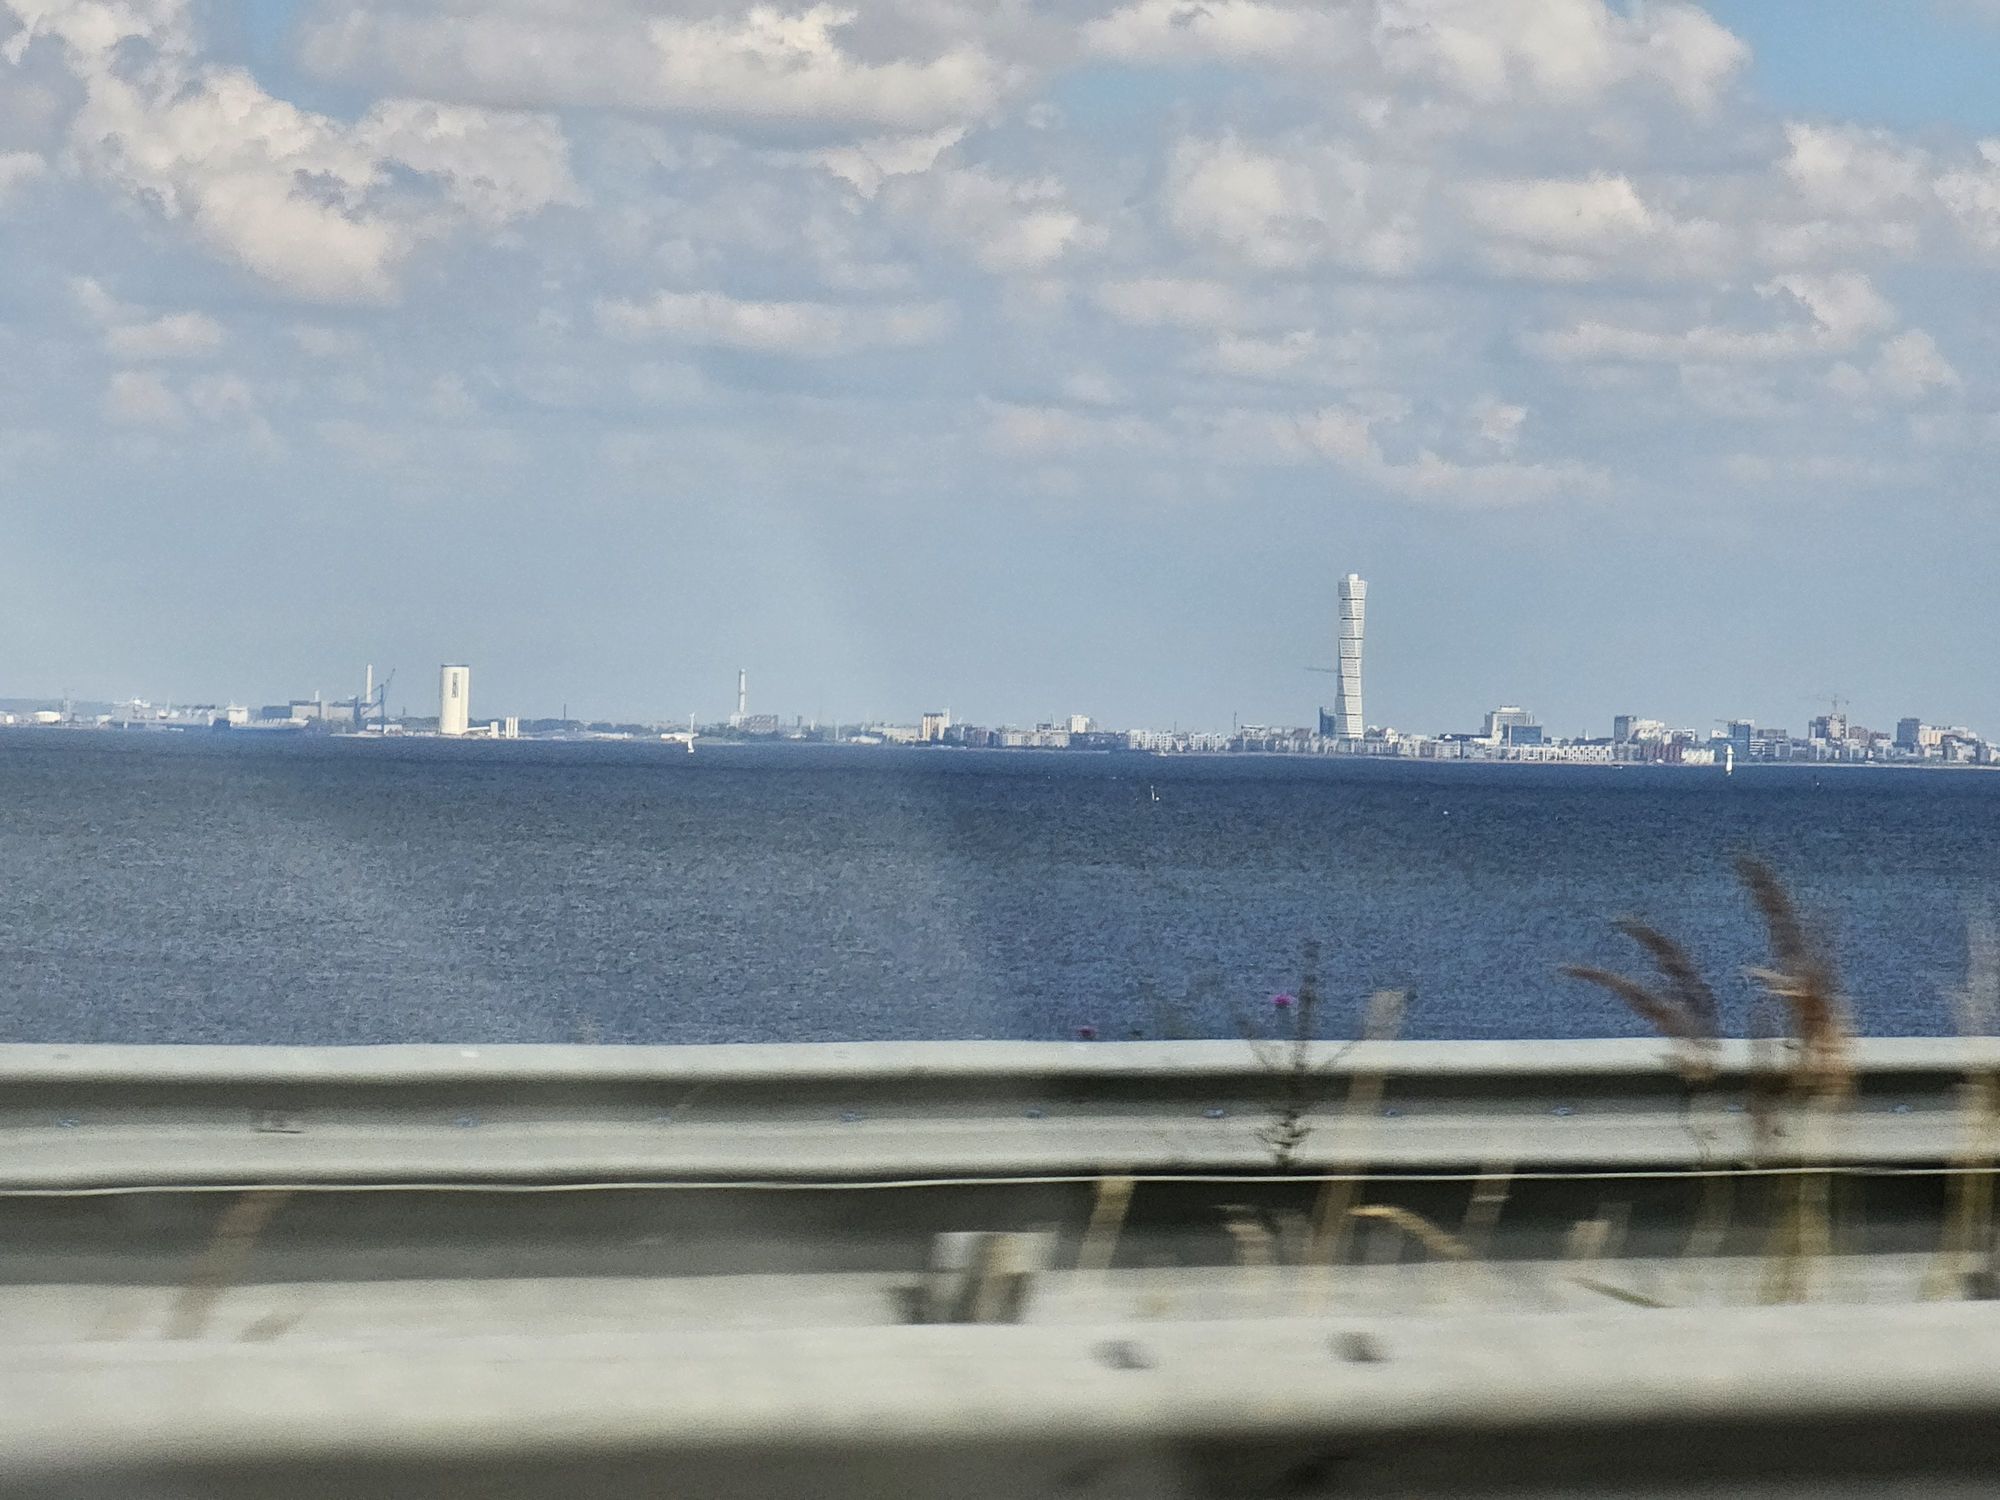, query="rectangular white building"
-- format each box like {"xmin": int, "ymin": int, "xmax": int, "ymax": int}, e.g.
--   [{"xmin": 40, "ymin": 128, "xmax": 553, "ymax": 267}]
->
[{"xmin": 439, "ymin": 664, "xmax": 471, "ymax": 736}]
